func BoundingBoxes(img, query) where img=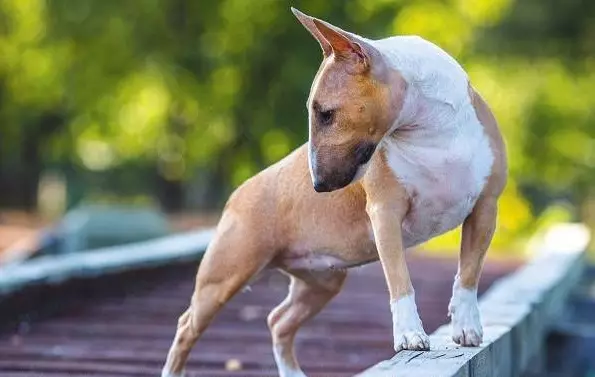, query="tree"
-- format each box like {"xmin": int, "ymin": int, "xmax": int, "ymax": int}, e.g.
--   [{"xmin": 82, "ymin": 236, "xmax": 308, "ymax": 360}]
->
[{"xmin": 0, "ymin": 0, "xmax": 592, "ymax": 249}]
